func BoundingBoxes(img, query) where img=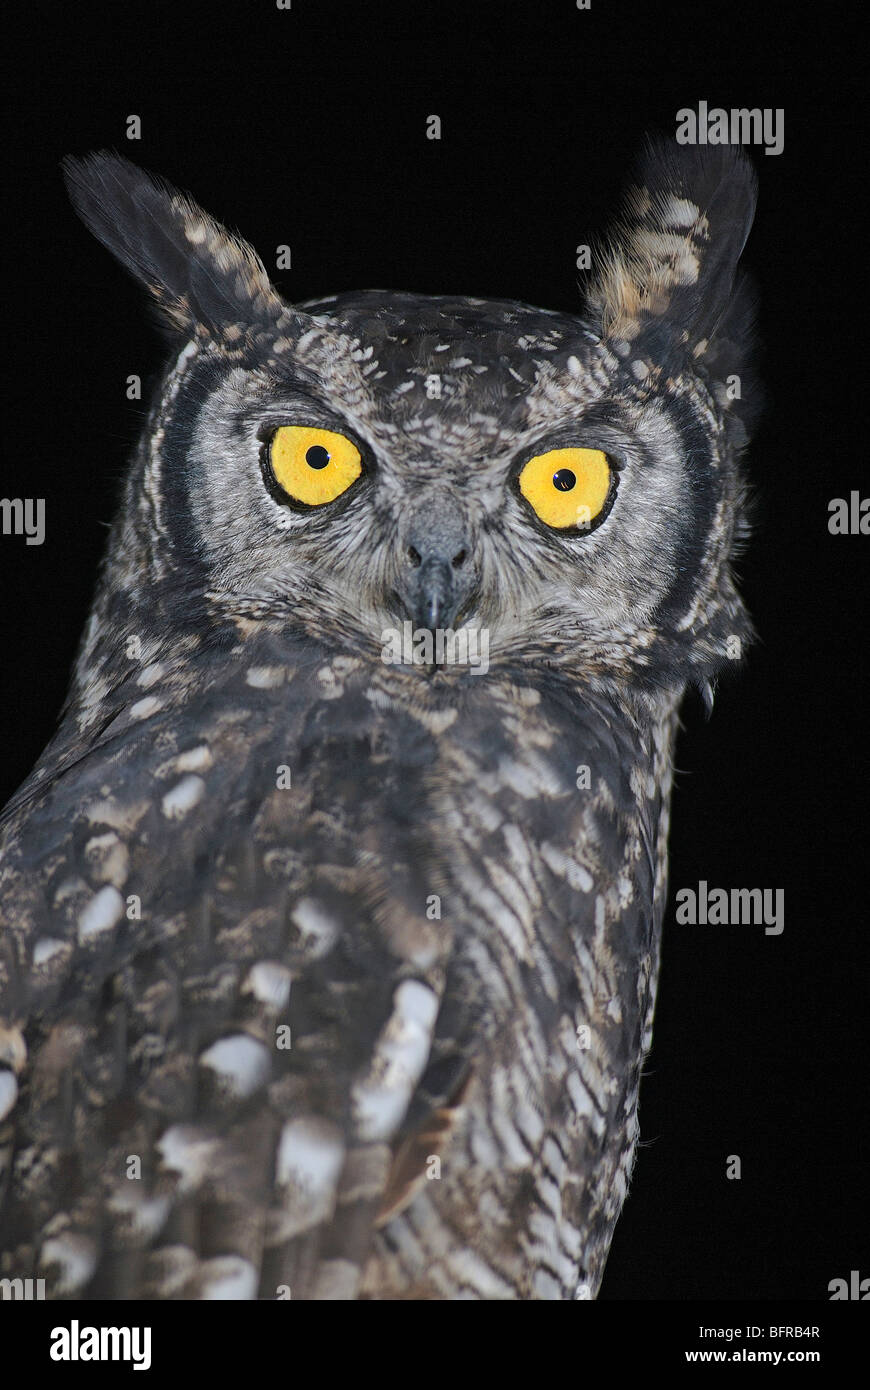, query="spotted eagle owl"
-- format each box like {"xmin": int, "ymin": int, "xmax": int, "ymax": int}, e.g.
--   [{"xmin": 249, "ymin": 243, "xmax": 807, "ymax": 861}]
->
[{"xmin": 0, "ymin": 142, "xmax": 757, "ymax": 1300}]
